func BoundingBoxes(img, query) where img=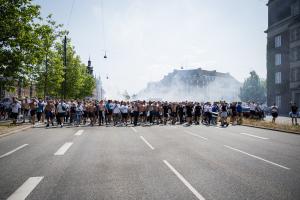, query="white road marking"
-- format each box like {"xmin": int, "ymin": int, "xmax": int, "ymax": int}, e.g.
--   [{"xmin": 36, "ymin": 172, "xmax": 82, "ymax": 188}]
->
[
  {"xmin": 184, "ymin": 130, "xmax": 208, "ymax": 140},
  {"xmin": 131, "ymin": 127, "xmax": 138, "ymax": 133},
  {"xmin": 74, "ymin": 130, "xmax": 84, "ymax": 136},
  {"xmin": 224, "ymin": 145, "xmax": 290, "ymax": 170},
  {"xmin": 54, "ymin": 142, "xmax": 73, "ymax": 156},
  {"xmin": 163, "ymin": 160, "xmax": 206, "ymax": 200},
  {"xmin": 240, "ymin": 133, "xmax": 269, "ymax": 140},
  {"xmin": 7, "ymin": 176, "xmax": 44, "ymax": 200},
  {"xmin": 0, "ymin": 144, "xmax": 28, "ymax": 159},
  {"xmin": 140, "ymin": 136, "xmax": 155, "ymax": 150}
]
